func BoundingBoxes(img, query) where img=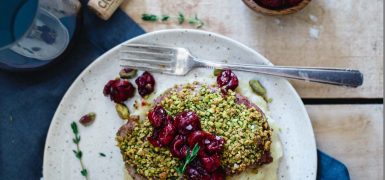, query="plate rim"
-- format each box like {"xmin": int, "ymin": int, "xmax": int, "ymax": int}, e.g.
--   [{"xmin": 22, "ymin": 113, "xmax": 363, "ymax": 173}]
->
[{"xmin": 43, "ymin": 29, "xmax": 317, "ymax": 179}]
